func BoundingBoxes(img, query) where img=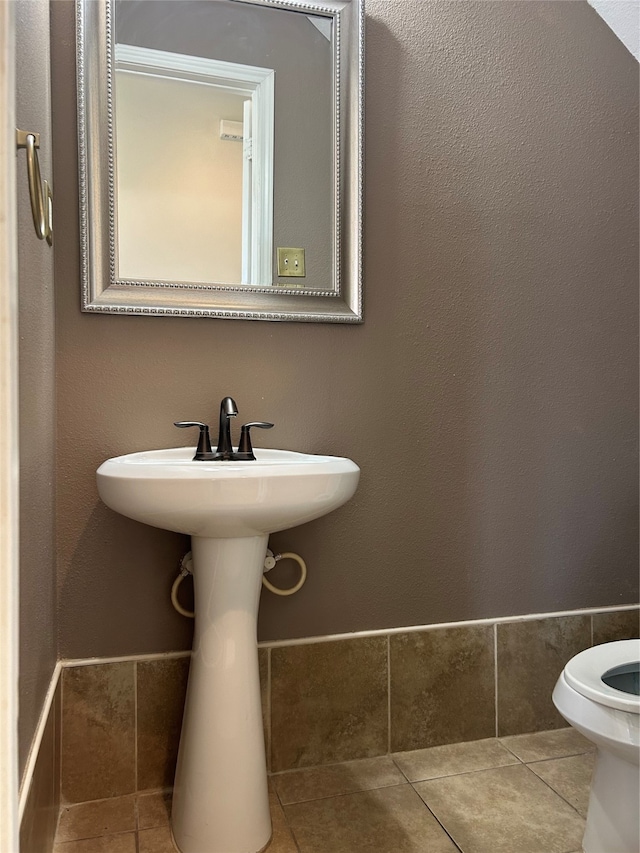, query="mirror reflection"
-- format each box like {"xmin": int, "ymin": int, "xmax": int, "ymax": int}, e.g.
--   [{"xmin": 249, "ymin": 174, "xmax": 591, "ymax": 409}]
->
[
  {"xmin": 115, "ymin": 46, "xmax": 274, "ymax": 286},
  {"xmin": 114, "ymin": 0, "xmax": 333, "ymax": 290}
]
